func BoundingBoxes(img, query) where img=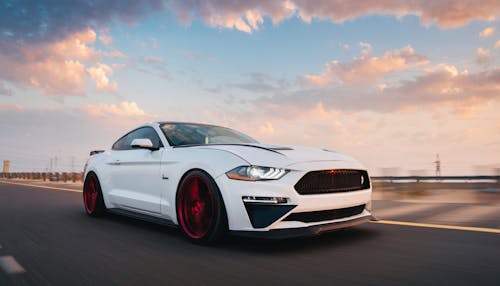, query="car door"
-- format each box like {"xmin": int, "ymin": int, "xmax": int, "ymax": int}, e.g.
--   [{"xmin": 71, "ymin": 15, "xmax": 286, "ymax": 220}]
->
[{"xmin": 107, "ymin": 127, "xmax": 164, "ymax": 214}]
